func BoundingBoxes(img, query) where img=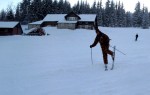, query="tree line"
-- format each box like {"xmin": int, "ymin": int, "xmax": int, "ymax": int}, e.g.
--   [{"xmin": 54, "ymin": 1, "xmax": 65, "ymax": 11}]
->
[{"xmin": 0, "ymin": 0, "xmax": 150, "ymax": 28}]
